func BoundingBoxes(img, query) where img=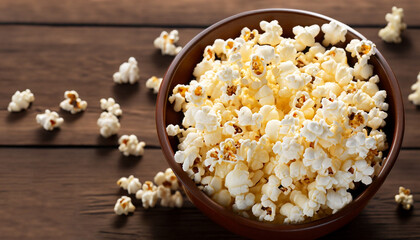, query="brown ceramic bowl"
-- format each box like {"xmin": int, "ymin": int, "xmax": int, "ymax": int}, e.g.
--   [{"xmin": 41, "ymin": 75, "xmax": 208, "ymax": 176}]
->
[{"xmin": 156, "ymin": 8, "xmax": 404, "ymax": 240}]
